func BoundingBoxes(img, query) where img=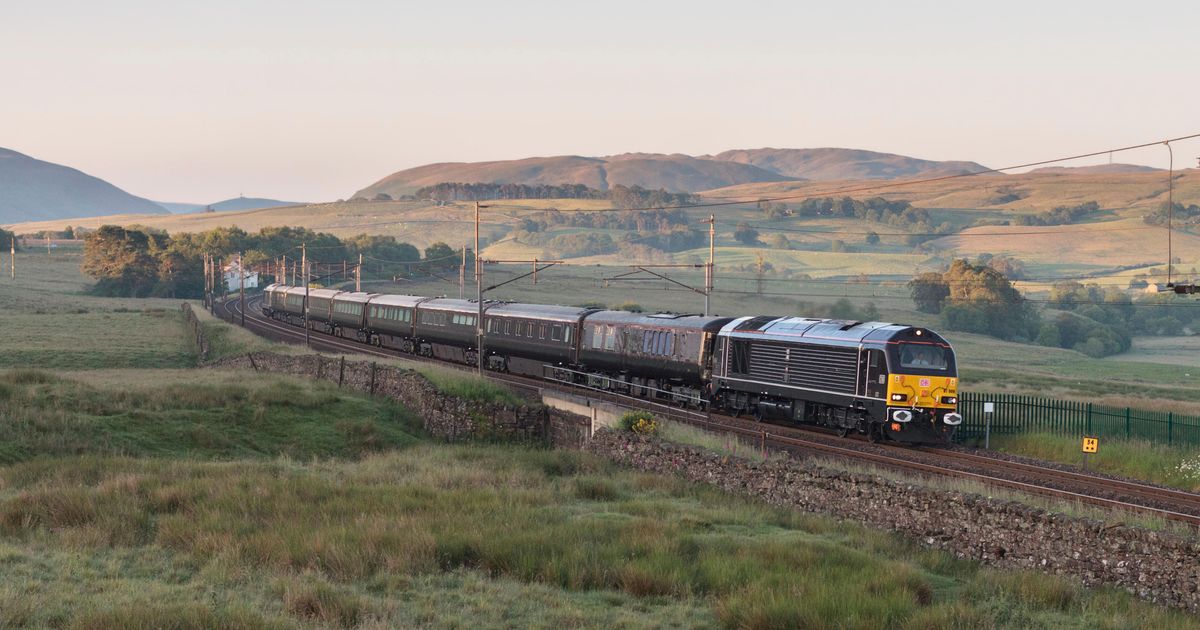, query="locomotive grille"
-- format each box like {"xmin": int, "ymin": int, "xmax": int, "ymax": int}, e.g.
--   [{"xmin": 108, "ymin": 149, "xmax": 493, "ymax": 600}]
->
[{"xmin": 743, "ymin": 341, "xmax": 858, "ymax": 394}]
